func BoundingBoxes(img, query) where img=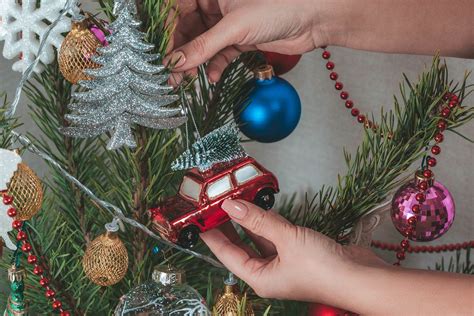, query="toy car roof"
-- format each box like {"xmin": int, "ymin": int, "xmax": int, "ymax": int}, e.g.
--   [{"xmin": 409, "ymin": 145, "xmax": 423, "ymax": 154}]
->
[{"xmin": 186, "ymin": 156, "xmax": 257, "ymax": 182}]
